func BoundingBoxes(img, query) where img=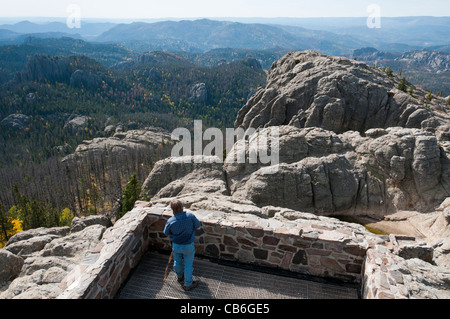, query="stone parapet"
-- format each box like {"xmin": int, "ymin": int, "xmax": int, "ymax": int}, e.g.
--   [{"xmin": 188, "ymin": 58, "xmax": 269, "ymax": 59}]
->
[
  {"xmin": 147, "ymin": 203, "xmax": 372, "ymax": 284},
  {"xmin": 362, "ymin": 244, "xmax": 410, "ymax": 299},
  {"xmin": 57, "ymin": 207, "xmax": 151, "ymax": 299}
]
